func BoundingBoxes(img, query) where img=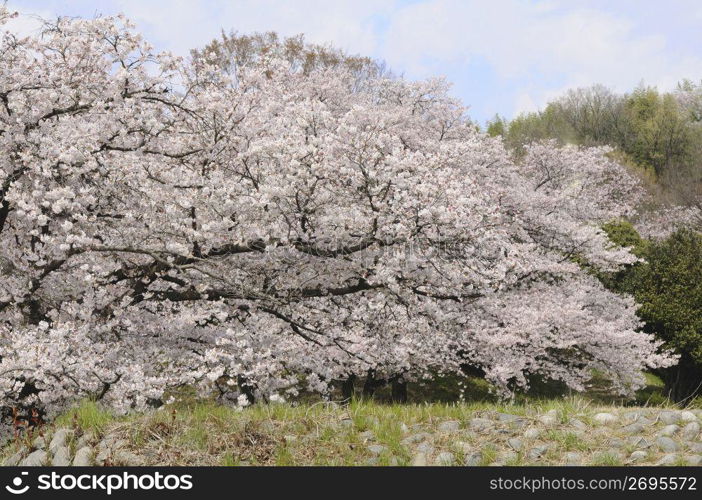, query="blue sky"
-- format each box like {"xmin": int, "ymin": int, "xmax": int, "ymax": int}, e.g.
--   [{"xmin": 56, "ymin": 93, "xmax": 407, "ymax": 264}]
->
[{"xmin": 6, "ymin": 1, "xmax": 702, "ymax": 124}]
